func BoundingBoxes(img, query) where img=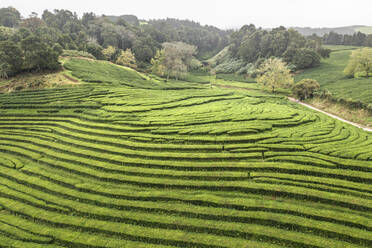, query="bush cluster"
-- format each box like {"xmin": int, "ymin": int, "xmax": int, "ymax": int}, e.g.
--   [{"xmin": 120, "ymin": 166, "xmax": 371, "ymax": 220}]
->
[{"xmin": 292, "ymin": 79, "xmax": 320, "ymax": 100}]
